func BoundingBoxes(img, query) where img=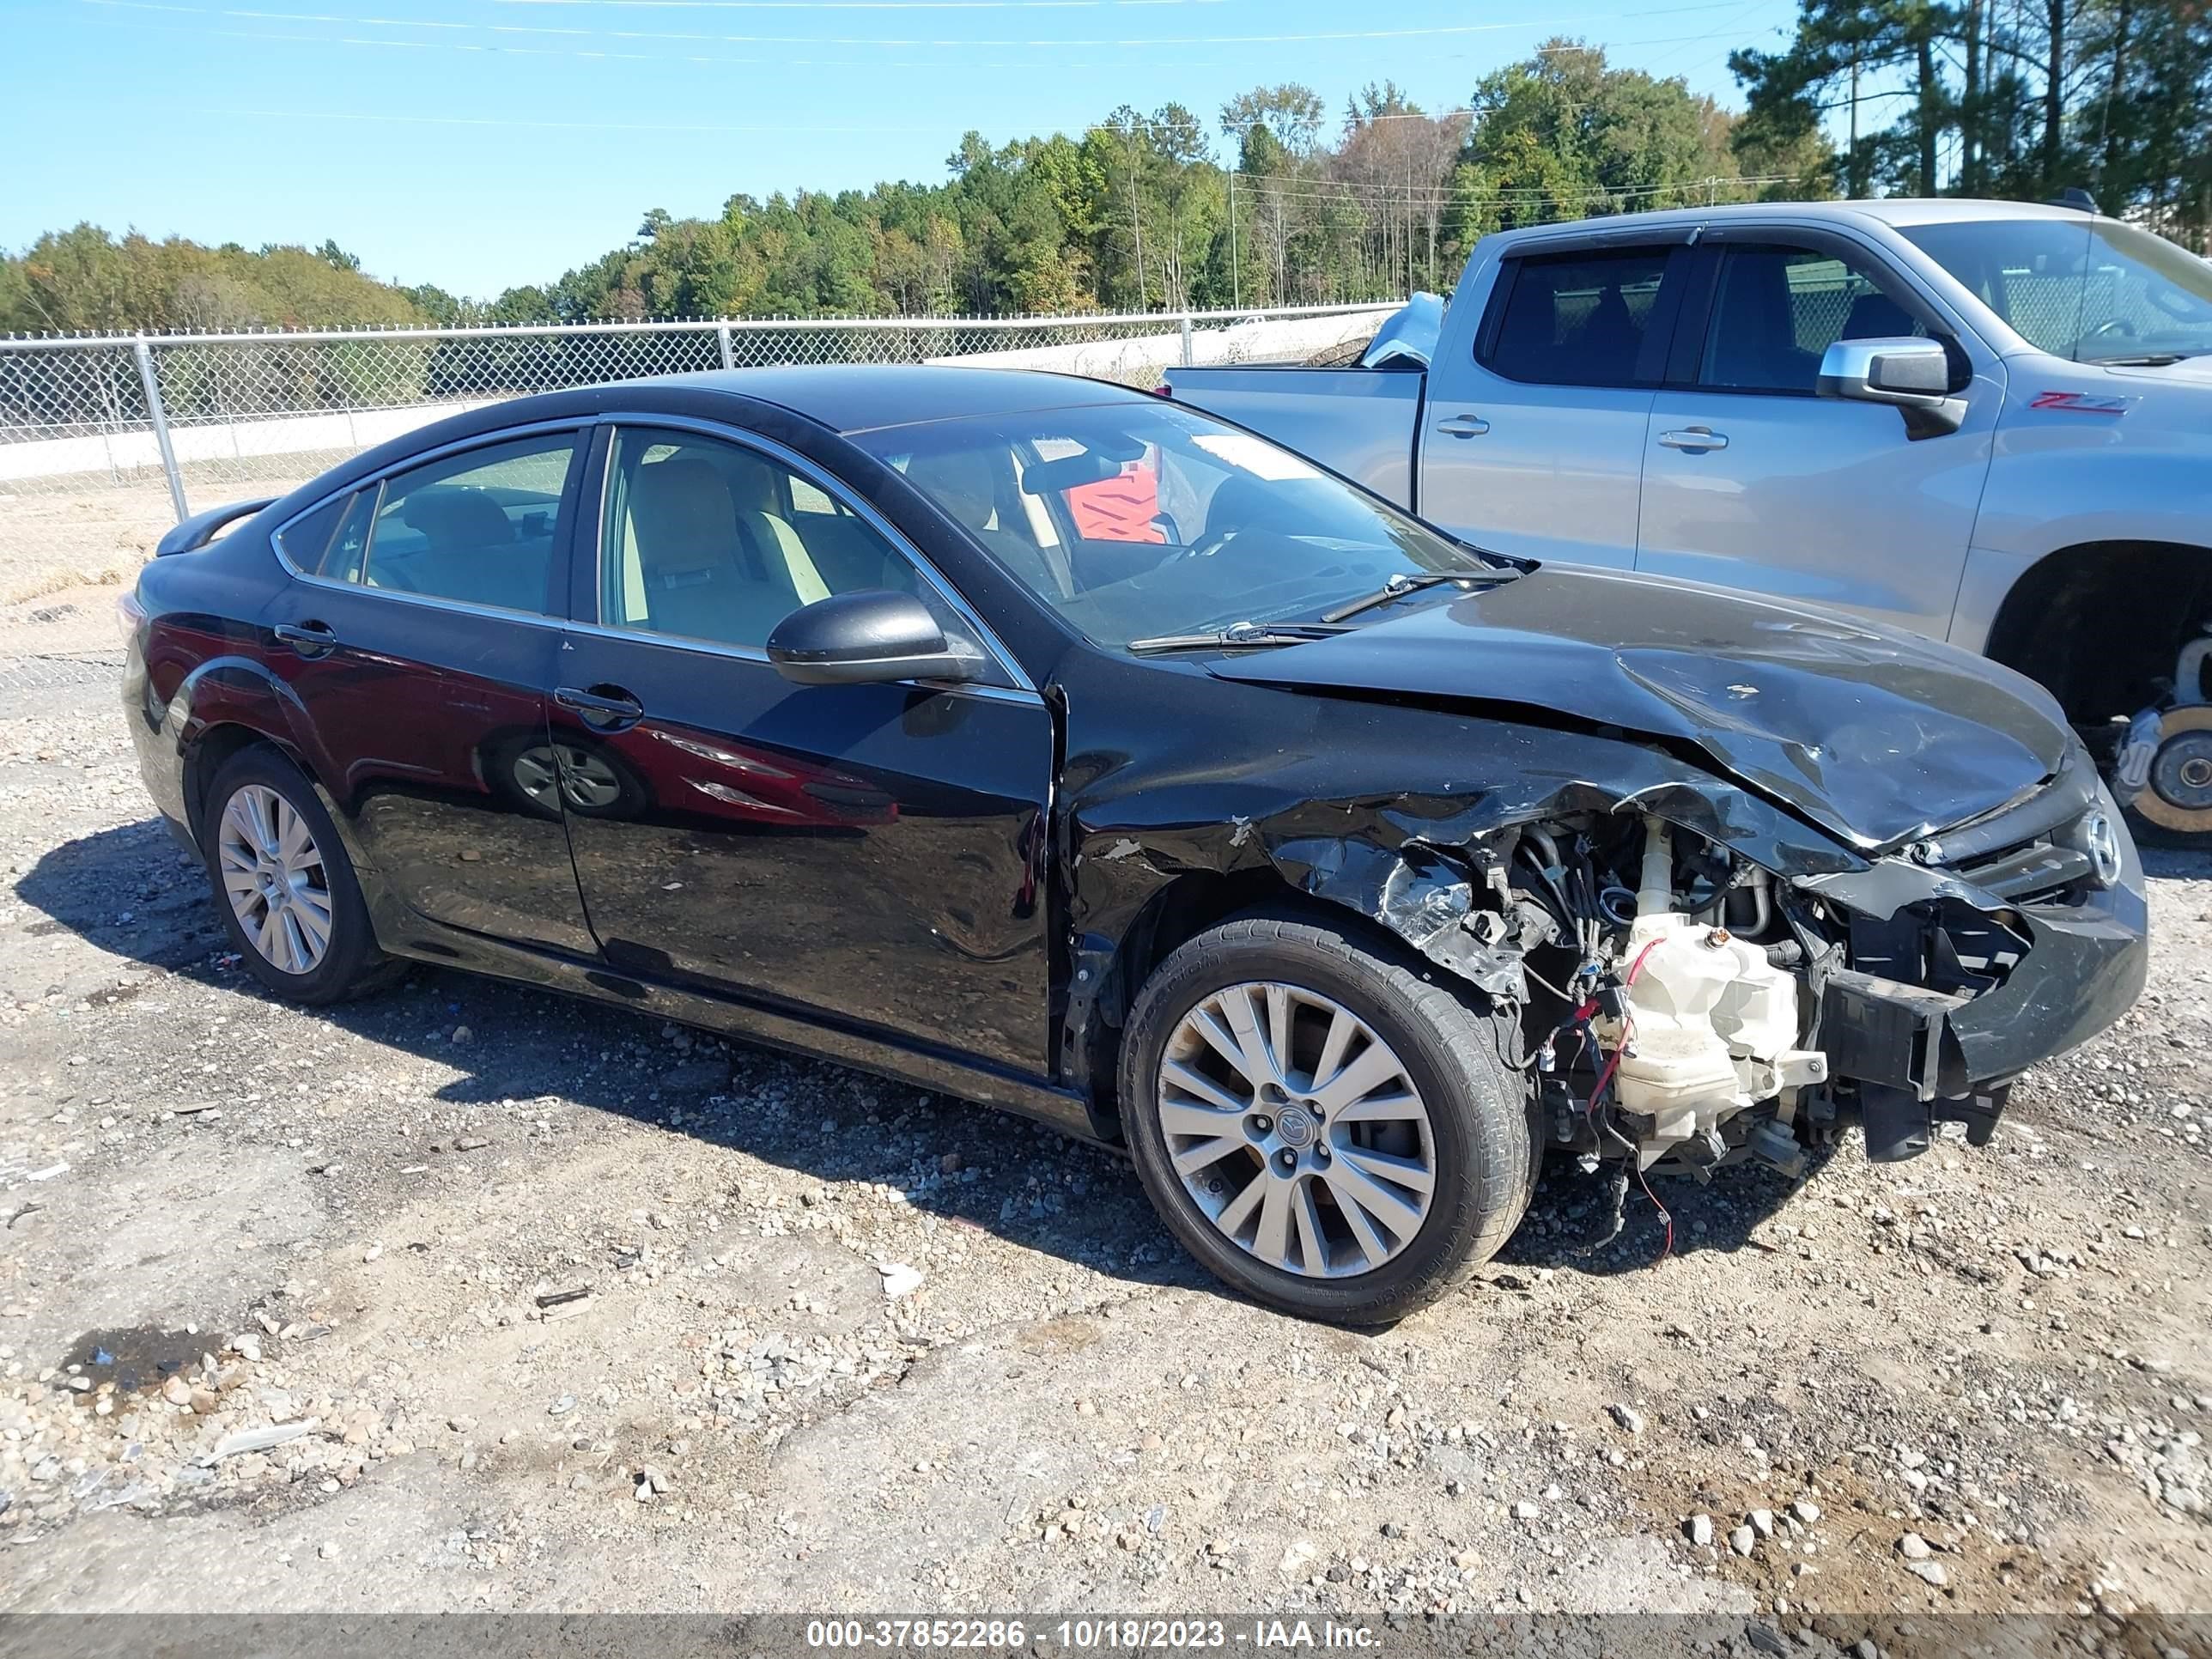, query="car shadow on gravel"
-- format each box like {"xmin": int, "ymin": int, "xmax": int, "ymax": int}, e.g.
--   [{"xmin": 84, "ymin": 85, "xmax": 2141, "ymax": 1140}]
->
[
  {"xmin": 1500, "ymin": 1141, "xmax": 1839, "ymax": 1279},
  {"xmin": 15, "ymin": 817, "xmax": 1217, "ymax": 1302},
  {"xmin": 18, "ymin": 816, "xmax": 1841, "ymax": 1312}
]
